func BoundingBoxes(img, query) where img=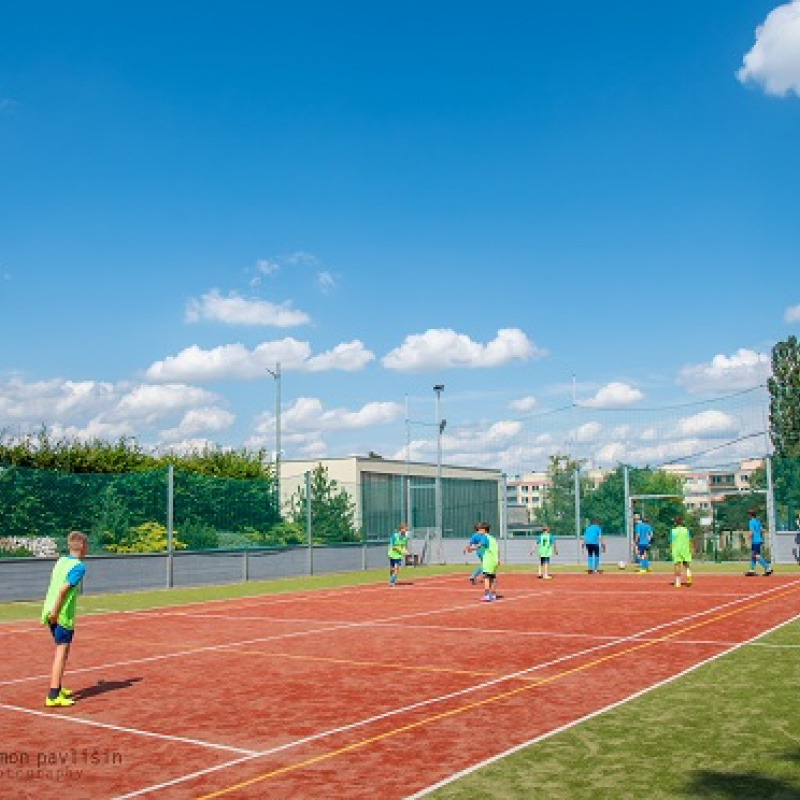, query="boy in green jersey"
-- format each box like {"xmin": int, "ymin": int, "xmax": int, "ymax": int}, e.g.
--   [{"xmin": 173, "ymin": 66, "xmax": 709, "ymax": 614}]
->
[
  {"xmin": 670, "ymin": 516, "xmax": 693, "ymax": 588},
  {"xmin": 465, "ymin": 522, "xmax": 499, "ymax": 602},
  {"xmin": 387, "ymin": 523, "xmax": 409, "ymax": 586},
  {"xmin": 41, "ymin": 531, "xmax": 88, "ymax": 707},
  {"xmin": 530, "ymin": 525, "xmax": 557, "ymax": 580}
]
